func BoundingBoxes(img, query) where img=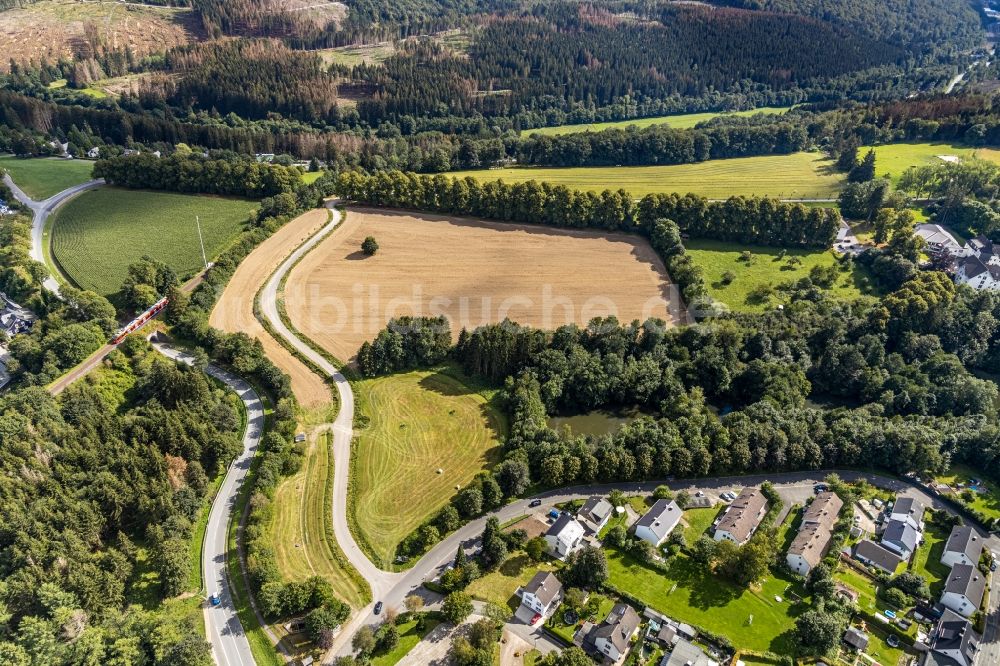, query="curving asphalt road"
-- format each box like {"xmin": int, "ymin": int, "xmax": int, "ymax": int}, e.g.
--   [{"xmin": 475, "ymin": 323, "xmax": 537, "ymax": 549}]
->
[
  {"xmin": 153, "ymin": 340, "xmax": 263, "ymax": 666},
  {"xmin": 2, "ymin": 172, "xmax": 104, "ymax": 294},
  {"xmin": 255, "ymin": 204, "xmax": 1000, "ymax": 663}
]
